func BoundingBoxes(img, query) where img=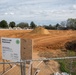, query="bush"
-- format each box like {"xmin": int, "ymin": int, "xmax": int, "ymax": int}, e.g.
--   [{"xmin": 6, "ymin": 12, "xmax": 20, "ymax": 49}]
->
[
  {"xmin": 59, "ymin": 62, "xmax": 69, "ymax": 73},
  {"xmin": 65, "ymin": 40, "xmax": 76, "ymax": 51}
]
